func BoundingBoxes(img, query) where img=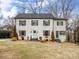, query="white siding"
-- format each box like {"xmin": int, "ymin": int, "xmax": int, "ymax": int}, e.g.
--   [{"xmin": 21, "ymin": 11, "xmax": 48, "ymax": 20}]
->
[
  {"xmin": 16, "ymin": 19, "xmax": 67, "ymax": 42},
  {"xmin": 16, "ymin": 19, "xmax": 53, "ymax": 40}
]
